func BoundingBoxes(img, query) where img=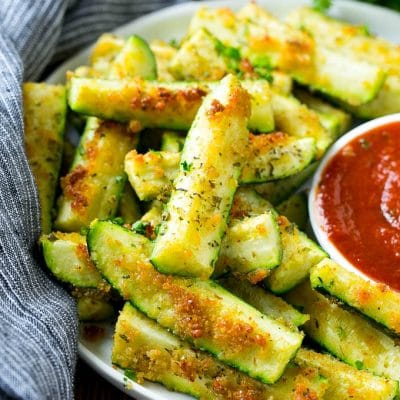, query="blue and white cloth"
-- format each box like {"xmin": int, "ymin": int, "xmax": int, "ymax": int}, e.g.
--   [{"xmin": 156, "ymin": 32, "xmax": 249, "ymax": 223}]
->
[{"xmin": 0, "ymin": 1, "xmax": 186, "ymax": 398}]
